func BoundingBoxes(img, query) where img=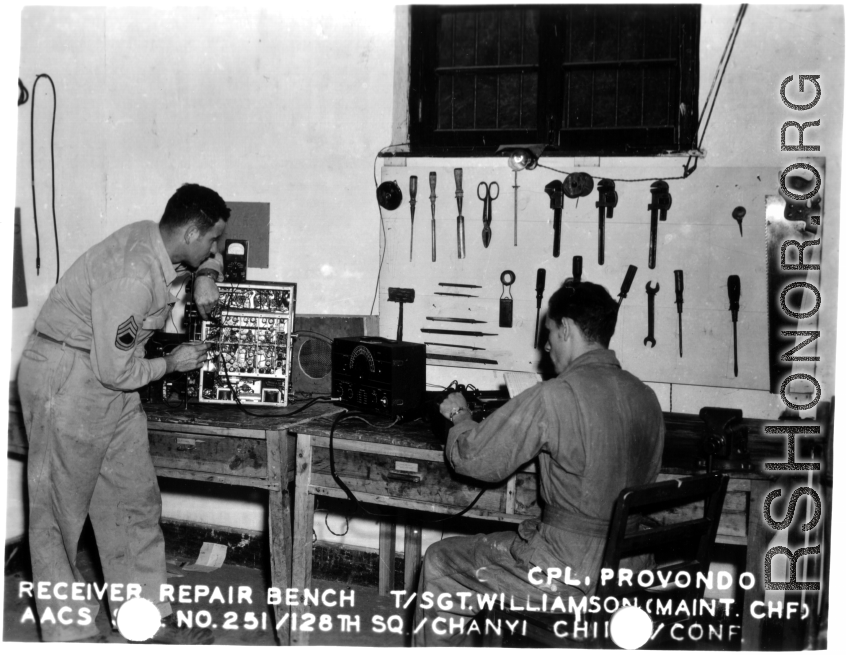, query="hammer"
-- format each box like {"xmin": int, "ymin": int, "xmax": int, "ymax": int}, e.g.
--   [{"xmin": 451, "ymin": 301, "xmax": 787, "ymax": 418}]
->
[{"xmin": 388, "ymin": 287, "xmax": 415, "ymax": 341}]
